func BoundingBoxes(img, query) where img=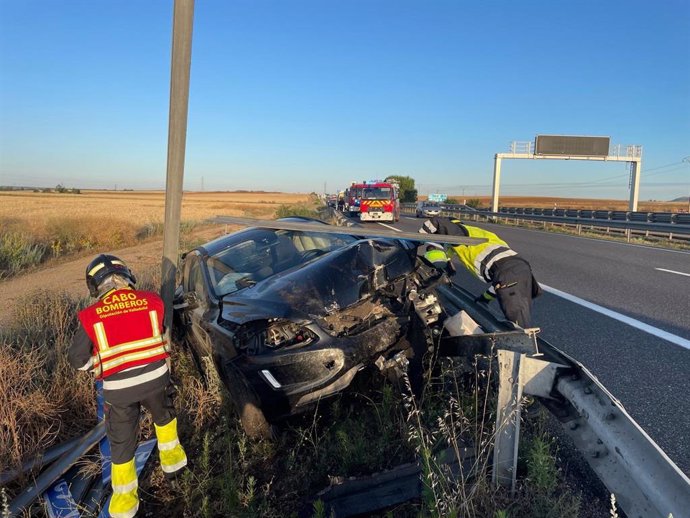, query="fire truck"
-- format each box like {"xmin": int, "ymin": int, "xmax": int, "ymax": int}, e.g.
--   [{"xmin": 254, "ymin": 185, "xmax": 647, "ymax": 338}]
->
[
  {"xmin": 345, "ymin": 182, "xmax": 365, "ymax": 217},
  {"xmin": 359, "ymin": 180, "xmax": 400, "ymax": 222}
]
